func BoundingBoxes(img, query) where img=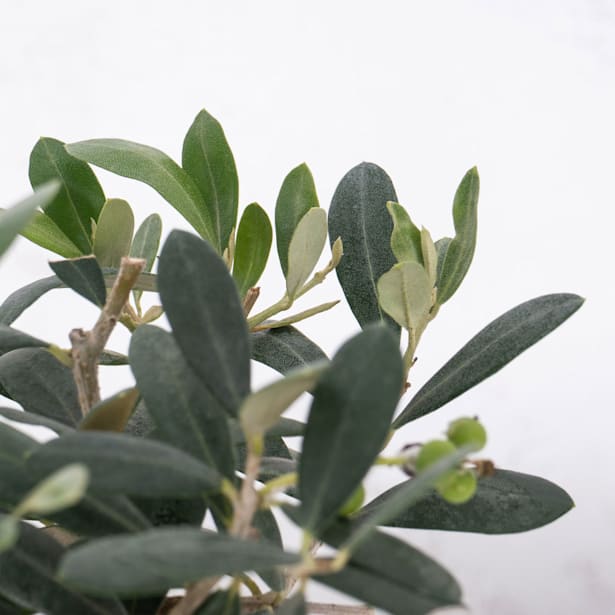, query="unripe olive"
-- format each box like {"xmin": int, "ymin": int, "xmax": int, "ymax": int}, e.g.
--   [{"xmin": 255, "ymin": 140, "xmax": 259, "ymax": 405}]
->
[
  {"xmin": 415, "ymin": 439, "xmax": 457, "ymax": 472},
  {"xmin": 447, "ymin": 417, "xmax": 487, "ymax": 452},
  {"xmin": 338, "ymin": 484, "xmax": 365, "ymax": 517},
  {"xmin": 436, "ymin": 469, "xmax": 477, "ymax": 504}
]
